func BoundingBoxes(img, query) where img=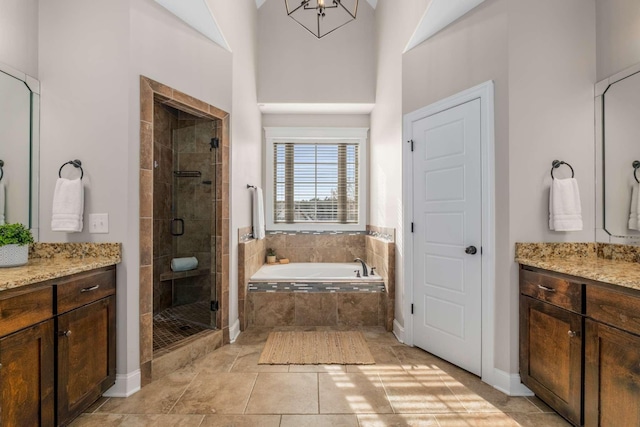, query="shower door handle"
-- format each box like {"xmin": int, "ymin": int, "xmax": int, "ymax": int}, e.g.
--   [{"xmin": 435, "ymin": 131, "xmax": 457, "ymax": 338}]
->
[{"xmin": 171, "ymin": 218, "xmax": 184, "ymax": 236}]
